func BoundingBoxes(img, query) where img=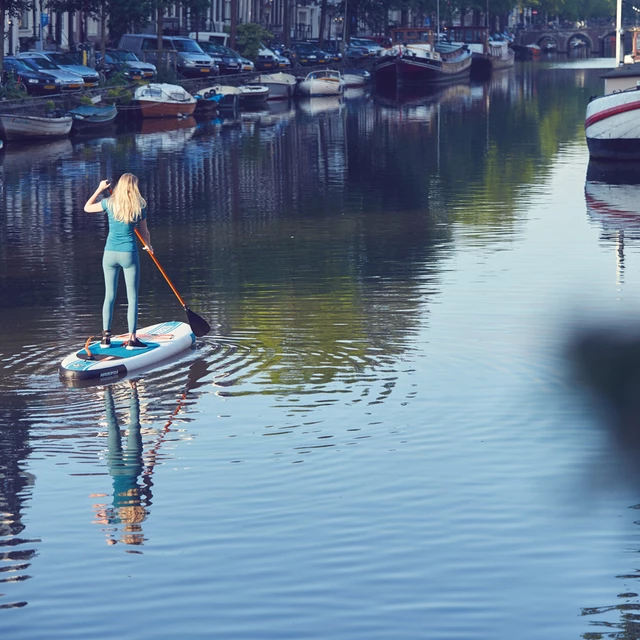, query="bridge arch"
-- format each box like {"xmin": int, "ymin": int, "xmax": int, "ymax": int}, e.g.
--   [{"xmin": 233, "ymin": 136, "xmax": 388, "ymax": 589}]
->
[
  {"xmin": 515, "ymin": 26, "xmax": 614, "ymax": 54},
  {"xmin": 566, "ymin": 32, "xmax": 594, "ymax": 49}
]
